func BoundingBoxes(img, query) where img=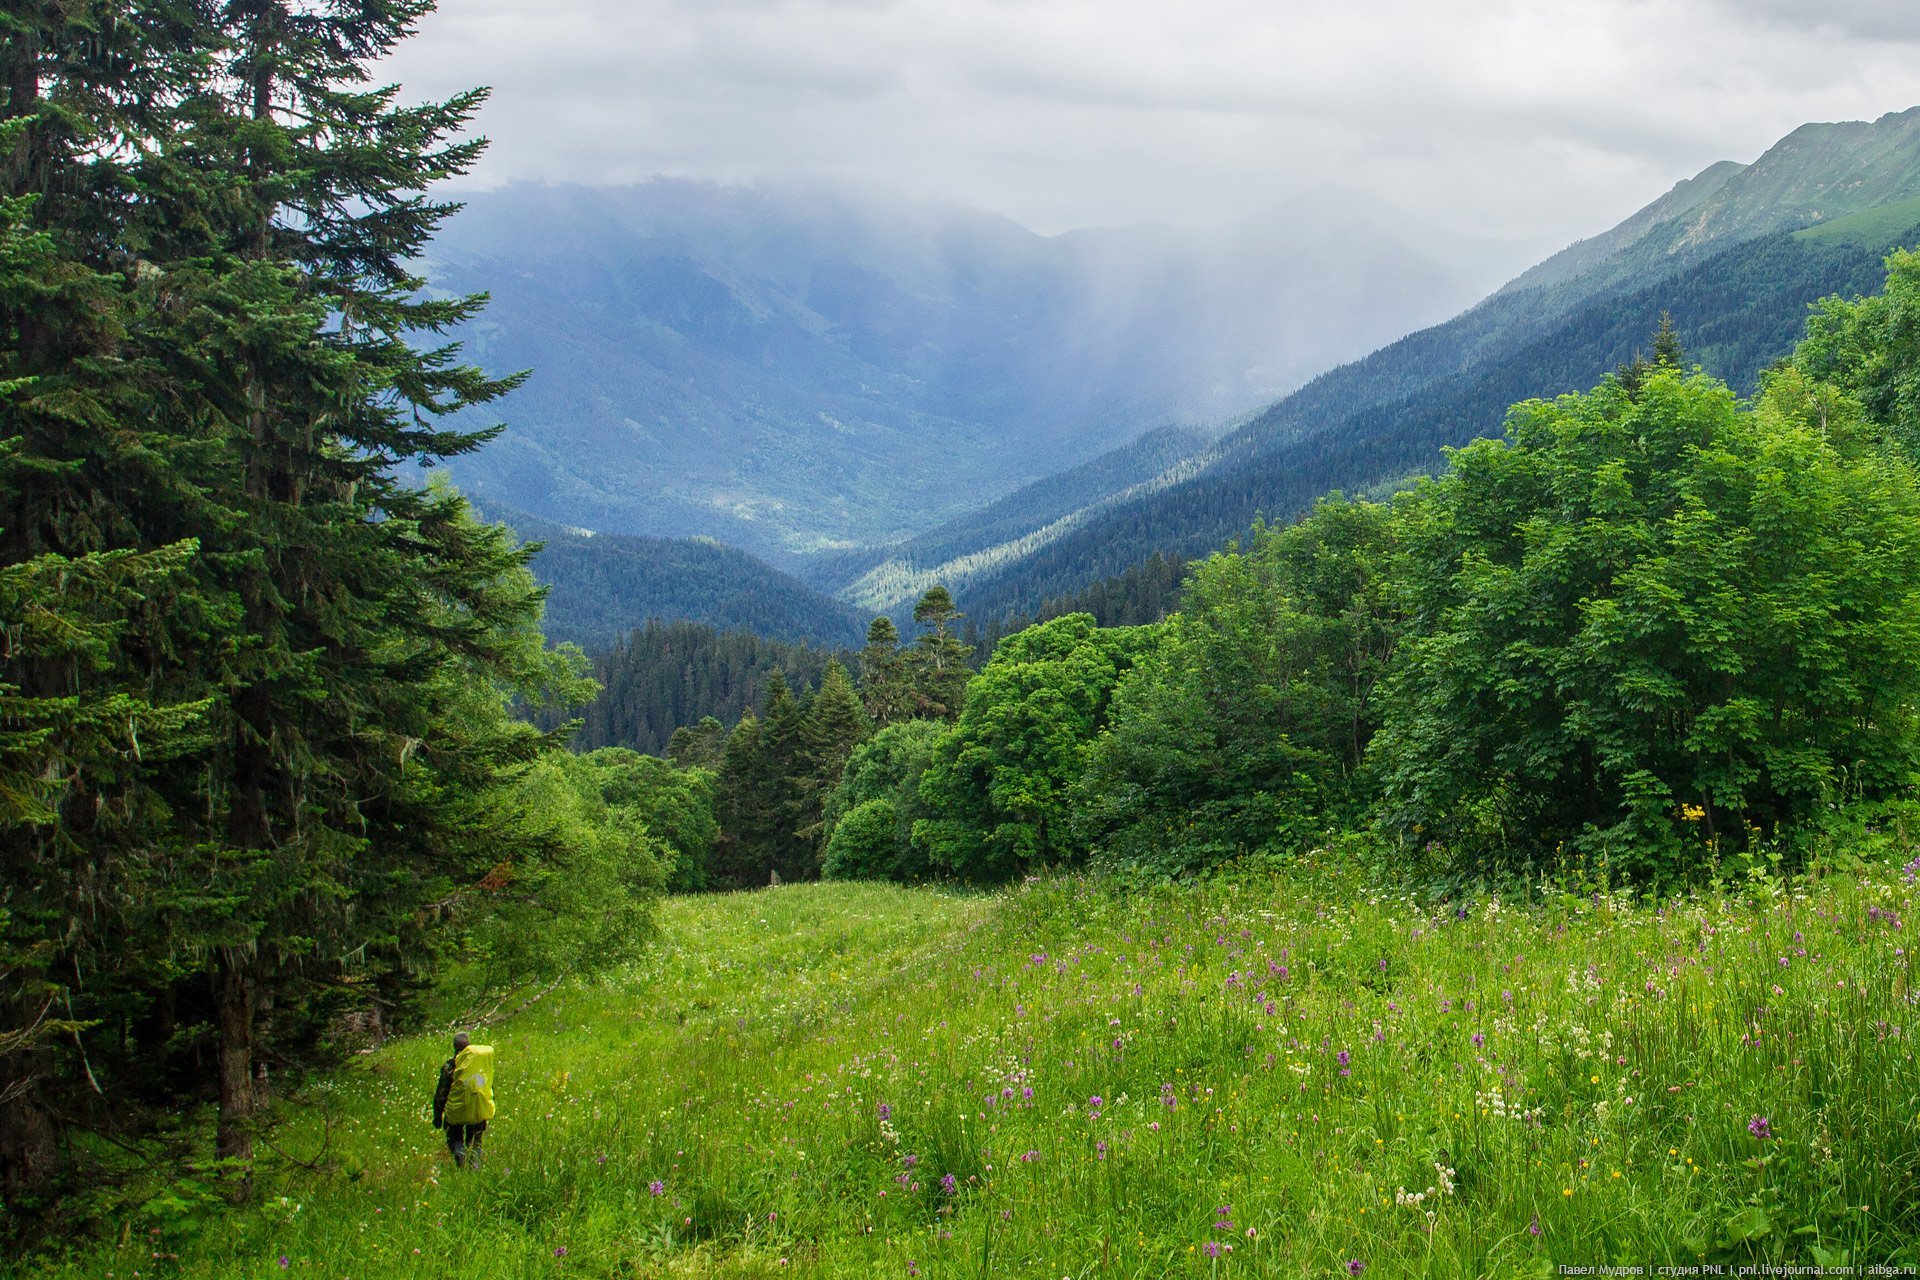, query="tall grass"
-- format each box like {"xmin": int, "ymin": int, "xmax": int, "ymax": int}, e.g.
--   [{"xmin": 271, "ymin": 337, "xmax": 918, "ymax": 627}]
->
[{"xmin": 35, "ymin": 860, "xmax": 1920, "ymax": 1277}]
